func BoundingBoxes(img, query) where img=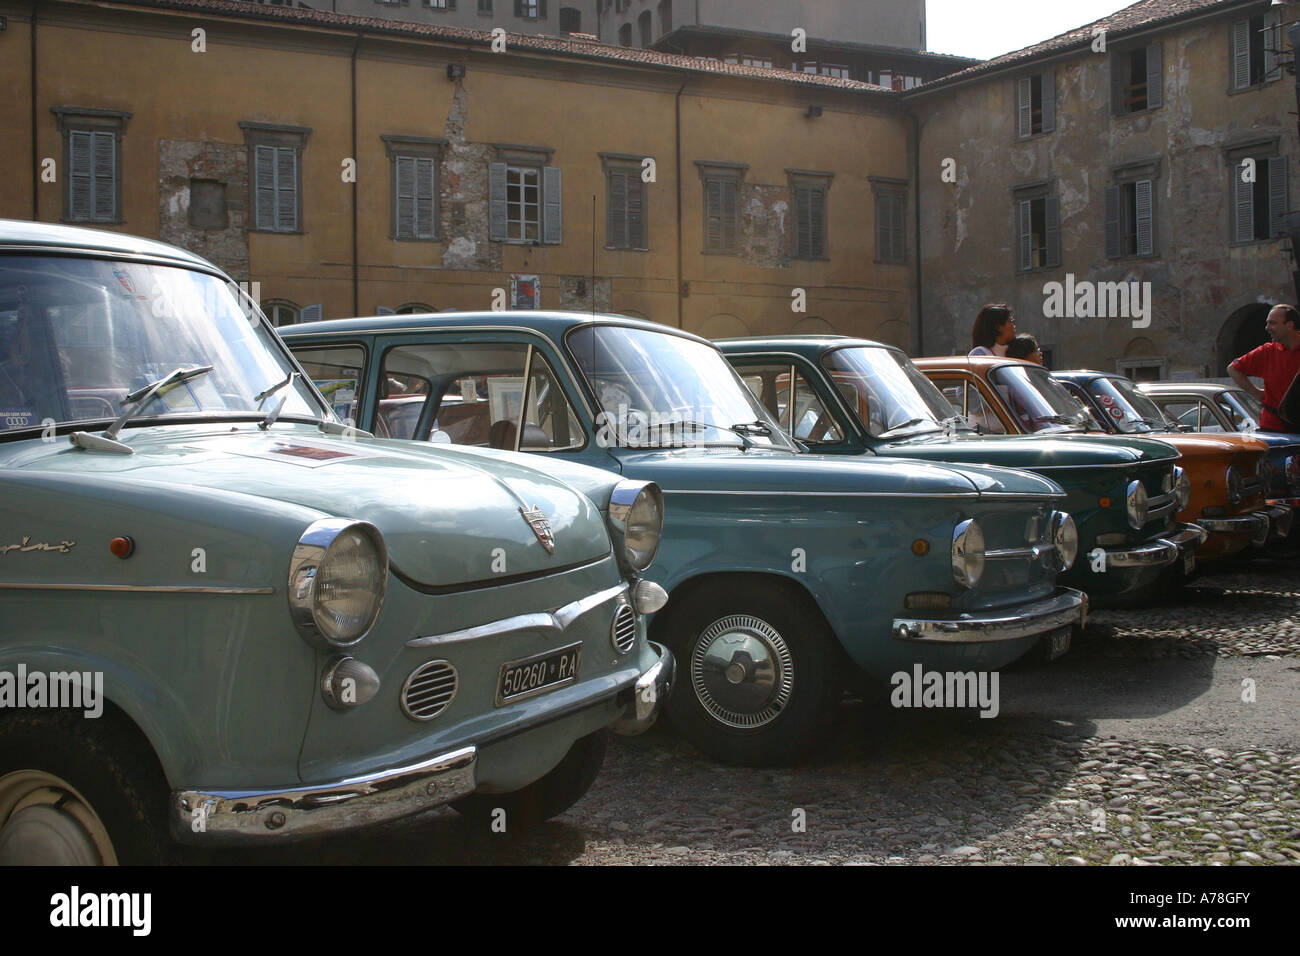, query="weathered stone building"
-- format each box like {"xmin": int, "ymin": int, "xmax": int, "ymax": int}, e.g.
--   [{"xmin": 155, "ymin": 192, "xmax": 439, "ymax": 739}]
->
[
  {"xmin": 330, "ymin": 0, "xmax": 598, "ymax": 38},
  {"xmin": 1, "ymin": 0, "xmax": 917, "ymax": 344},
  {"xmin": 906, "ymin": 0, "xmax": 1300, "ymax": 378}
]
